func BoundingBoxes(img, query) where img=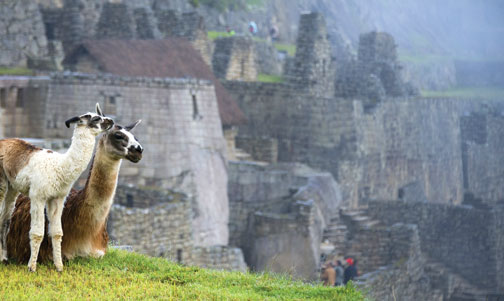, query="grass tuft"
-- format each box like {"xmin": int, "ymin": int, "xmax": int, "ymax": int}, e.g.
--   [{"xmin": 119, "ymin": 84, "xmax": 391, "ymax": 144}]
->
[
  {"xmin": 257, "ymin": 73, "xmax": 284, "ymax": 83},
  {"xmin": 0, "ymin": 67, "xmax": 34, "ymax": 76},
  {"xmin": 0, "ymin": 249, "xmax": 363, "ymax": 300},
  {"xmin": 273, "ymin": 43, "xmax": 296, "ymax": 56}
]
